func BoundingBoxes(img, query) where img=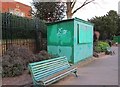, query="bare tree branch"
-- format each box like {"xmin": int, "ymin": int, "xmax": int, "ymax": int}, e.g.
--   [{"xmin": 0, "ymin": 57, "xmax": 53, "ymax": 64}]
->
[
  {"xmin": 72, "ymin": 0, "xmax": 95, "ymax": 14},
  {"xmin": 71, "ymin": 0, "xmax": 76, "ymax": 8}
]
